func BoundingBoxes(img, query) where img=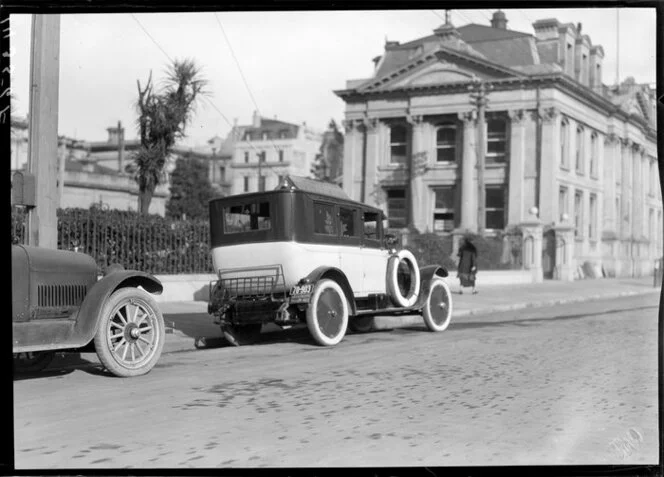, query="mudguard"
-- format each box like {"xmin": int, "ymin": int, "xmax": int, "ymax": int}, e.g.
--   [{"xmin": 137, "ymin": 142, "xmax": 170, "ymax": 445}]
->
[
  {"xmin": 14, "ymin": 270, "xmax": 163, "ymax": 352},
  {"xmin": 413, "ymin": 265, "xmax": 449, "ymax": 310},
  {"xmin": 298, "ymin": 266, "xmax": 357, "ymax": 315}
]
